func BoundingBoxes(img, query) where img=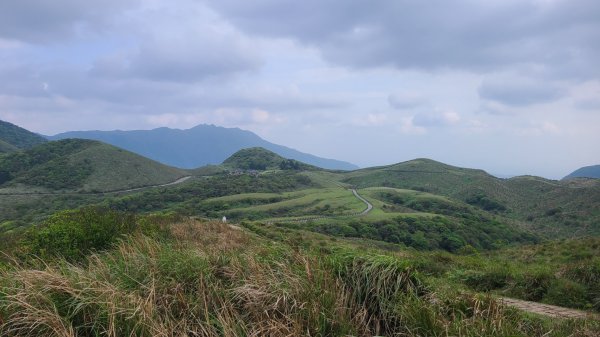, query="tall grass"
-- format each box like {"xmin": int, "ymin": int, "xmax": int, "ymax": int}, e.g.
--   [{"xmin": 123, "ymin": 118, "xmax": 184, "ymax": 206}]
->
[{"xmin": 0, "ymin": 220, "xmax": 598, "ymax": 336}]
